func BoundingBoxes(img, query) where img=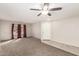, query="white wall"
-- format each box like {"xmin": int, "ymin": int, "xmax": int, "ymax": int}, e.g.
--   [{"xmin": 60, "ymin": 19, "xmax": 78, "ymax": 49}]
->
[
  {"xmin": 26, "ymin": 24, "xmax": 32, "ymax": 37},
  {"xmin": 0, "ymin": 20, "xmax": 32, "ymax": 40},
  {"xmin": 0, "ymin": 21, "xmax": 11, "ymax": 40},
  {"xmin": 51, "ymin": 17, "xmax": 79, "ymax": 47},
  {"xmin": 32, "ymin": 22, "xmax": 41, "ymax": 39}
]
